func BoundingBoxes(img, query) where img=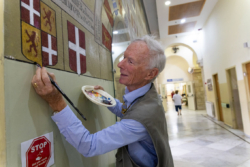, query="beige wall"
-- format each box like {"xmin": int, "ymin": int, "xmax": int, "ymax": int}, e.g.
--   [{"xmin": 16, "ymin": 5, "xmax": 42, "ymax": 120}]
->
[
  {"xmin": 206, "ymin": 84, "xmax": 219, "ymax": 119},
  {"xmin": 0, "ymin": 0, "xmax": 5, "ymax": 166},
  {"xmin": 165, "ymin": 46, "xmax": 195, "ymax": 67},
  {"xmin": 158, "ymin": 56, "xmax": 192, "ymax": 84},
  {"xmin": 4, "ymin": 60, "xmax": 116, "ymax": 167},
  {"xmin": 160, "ymin": 34, "xmax": 203, "ymax": 61},
  {"xmin": 2, "ymin": 0, "xmax": 150, "ymax": 166},
  {"xmin": 193, "ymin": 72, "xmax": 205, "ymax": 110},
  {"xmin": 202, "ymin": 0, "xmax": 250, "ymax": 134},
  {"xmin": 238, "ymin": 79, "xmax": 250, "ymax": 134}
]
